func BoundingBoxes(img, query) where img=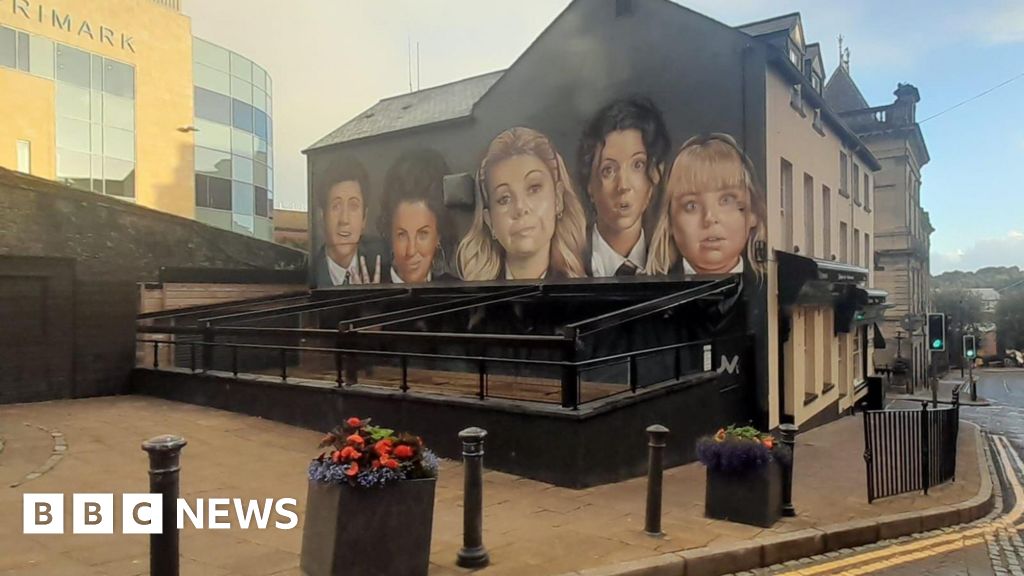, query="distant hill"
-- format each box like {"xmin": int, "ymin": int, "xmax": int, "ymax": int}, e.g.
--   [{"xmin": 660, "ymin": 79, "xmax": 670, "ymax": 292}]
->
[{"xmin": 932, "ymin": 266, "xmax": 1024, "ymax": 292}]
